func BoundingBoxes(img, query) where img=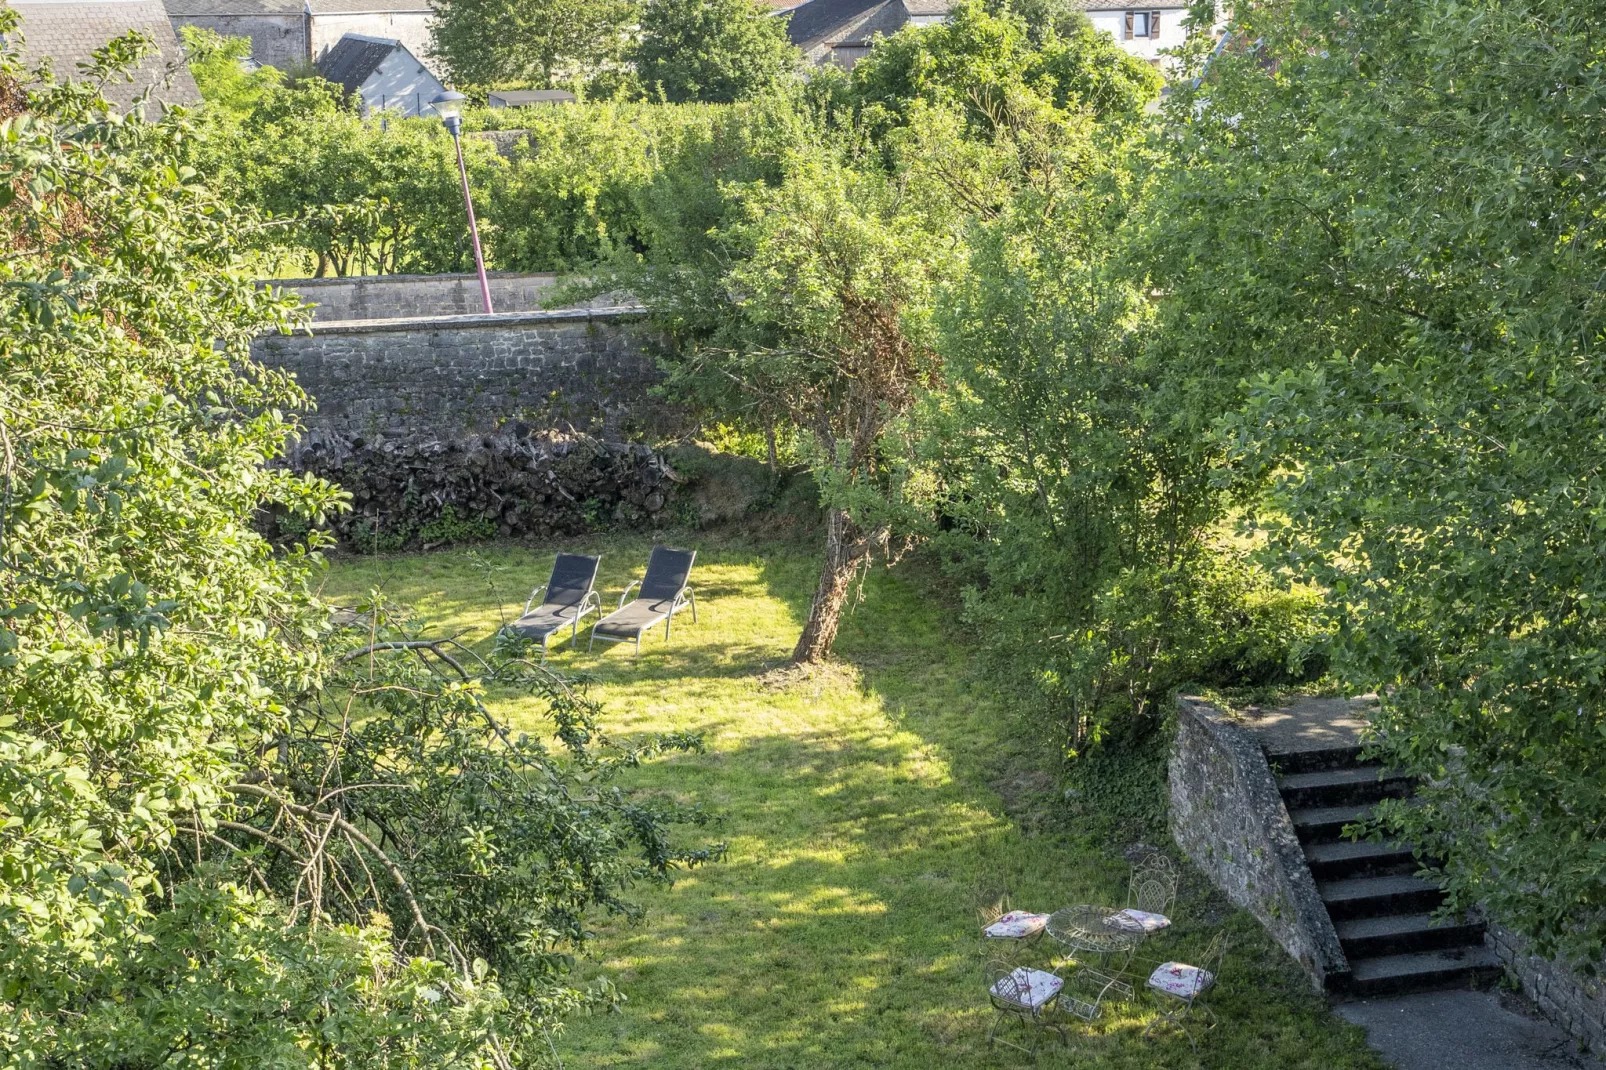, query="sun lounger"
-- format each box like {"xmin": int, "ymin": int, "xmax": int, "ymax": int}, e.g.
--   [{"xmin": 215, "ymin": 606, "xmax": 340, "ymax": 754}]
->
[
  {"xmin": 502, "ymin": 553, "xmax": 602, "ymax": 662},
  {"xmin": 589, "ymin": 546, "xmax": 697, "ymax": 655}
]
